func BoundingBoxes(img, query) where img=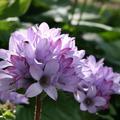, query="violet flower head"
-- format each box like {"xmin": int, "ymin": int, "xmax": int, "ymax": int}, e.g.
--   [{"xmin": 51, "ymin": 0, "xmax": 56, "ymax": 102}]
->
[
  {"xmin": 0, "ymin": 22, "xmax": 80, "ymax": 102},
  {"xmin": 74, "ymin": 55, "xmax": 120, "ymax": 113},
  {"xmin": 0, "ymin": 22, "xmax": 120, "ymax": 115}
]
